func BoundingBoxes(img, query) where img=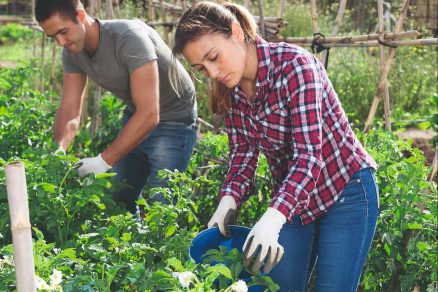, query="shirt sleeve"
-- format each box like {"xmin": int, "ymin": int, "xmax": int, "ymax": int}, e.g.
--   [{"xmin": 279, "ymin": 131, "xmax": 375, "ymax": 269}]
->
[
  {"xmin": 270, "ymin": 53, "xmax": 324, "ymax": 220},
  {"xmin": 117, "ymin": 28, "xmax": 158, "ymax": 74},
  {"xmin": 219, "ymin": 112, "xmax": 260, "ymax": 207}
]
